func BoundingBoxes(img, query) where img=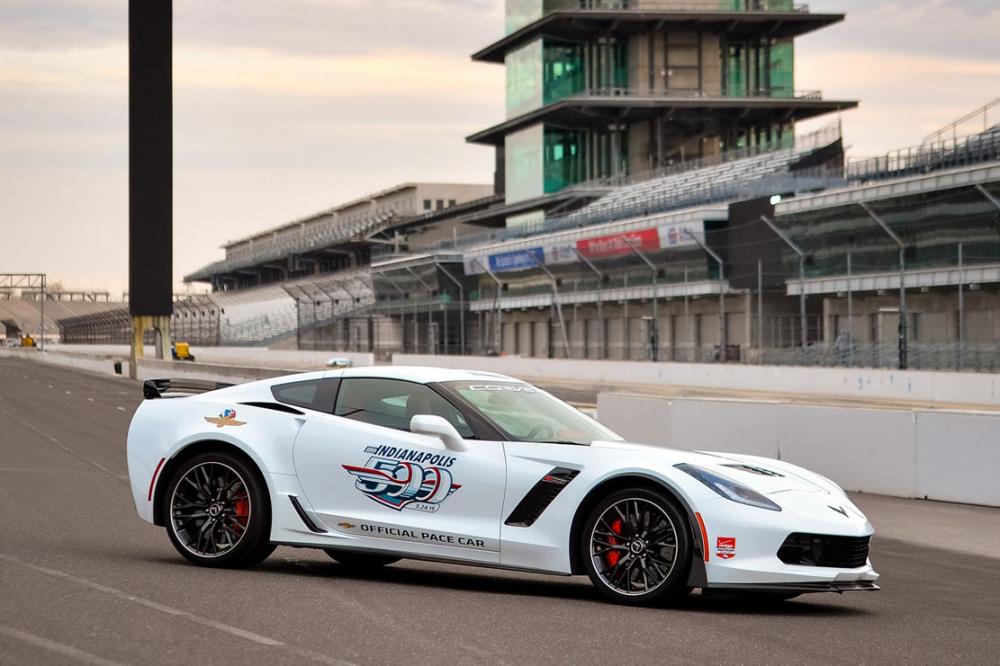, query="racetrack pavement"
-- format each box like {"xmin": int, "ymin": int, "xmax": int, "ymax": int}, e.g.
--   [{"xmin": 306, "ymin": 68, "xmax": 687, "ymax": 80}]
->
[{"xmin": 1, "ymin": 356, "xmax": 998, "ymax": 665}]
